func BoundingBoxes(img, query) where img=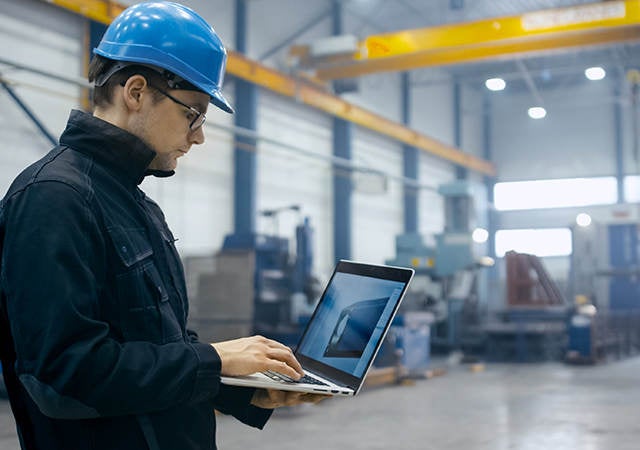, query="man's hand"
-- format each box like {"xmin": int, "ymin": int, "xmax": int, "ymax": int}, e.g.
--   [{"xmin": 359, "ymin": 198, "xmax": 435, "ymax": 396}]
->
[
  {"xmin": 211, "ymin": 335, "xmax": 304, "ymax": 380},
  {"xmin": 250, "ymin": 389, "xmax": 330, "ymax": 409}
]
